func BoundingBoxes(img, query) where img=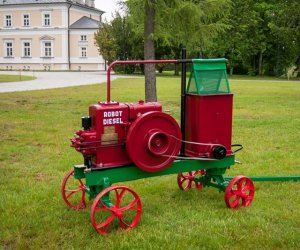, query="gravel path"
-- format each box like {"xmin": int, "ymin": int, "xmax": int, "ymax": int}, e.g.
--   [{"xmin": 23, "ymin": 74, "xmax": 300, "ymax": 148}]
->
[{"xmin": 0, "ymin": 71, "xmax": 127, "ymax": 93}]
